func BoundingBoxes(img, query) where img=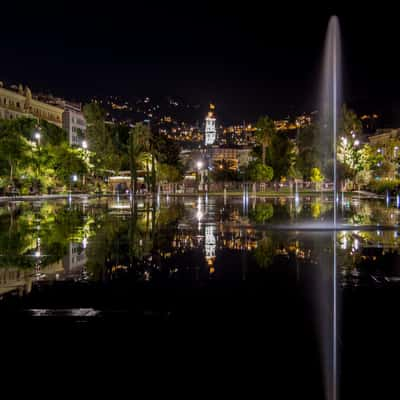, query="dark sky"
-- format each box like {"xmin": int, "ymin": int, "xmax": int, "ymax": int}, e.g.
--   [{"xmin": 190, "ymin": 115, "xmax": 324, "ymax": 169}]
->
[{"xmin": 1, "ymin": 2, "xmax": 400, "ymax": 125}]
